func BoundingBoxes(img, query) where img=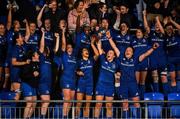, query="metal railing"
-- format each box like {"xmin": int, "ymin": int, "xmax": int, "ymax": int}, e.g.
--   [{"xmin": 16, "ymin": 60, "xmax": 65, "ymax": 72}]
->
[{"xmin": 0, "ymin": 100, "xmax": 180, "ymax": 119}]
